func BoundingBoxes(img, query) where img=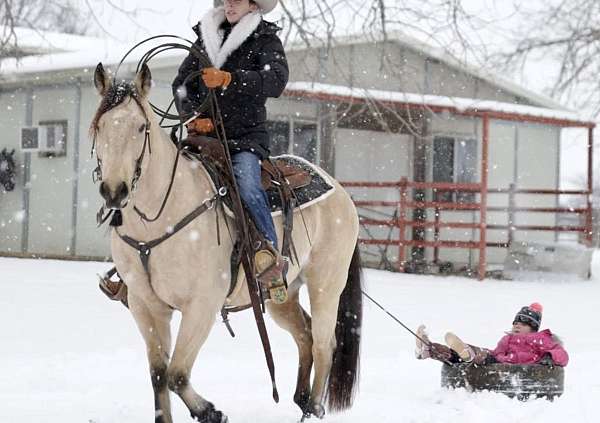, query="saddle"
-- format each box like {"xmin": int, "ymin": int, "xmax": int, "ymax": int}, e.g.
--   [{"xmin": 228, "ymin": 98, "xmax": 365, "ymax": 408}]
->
[{"xmin": 182, "ymin": 135, "xmax": 312, "ymax": 192}]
